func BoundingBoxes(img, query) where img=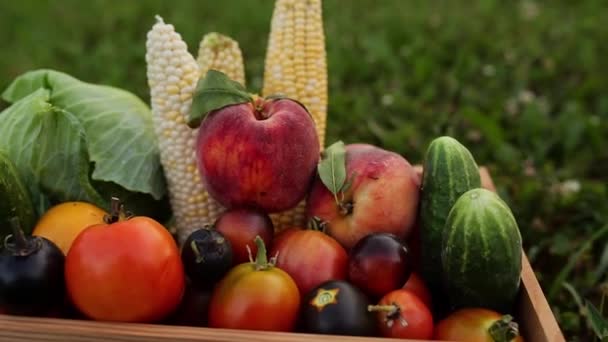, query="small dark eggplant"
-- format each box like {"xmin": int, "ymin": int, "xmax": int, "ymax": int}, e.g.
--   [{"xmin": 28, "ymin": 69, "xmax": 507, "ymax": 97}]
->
[
  {"xmin": 181, "ymin": 227, "xmax": 232, "ymax": 287},
  {"xmin": 0, "ymin": 217, "xmax": 65, "ymax": 316},
  {"xmin": 300, "ymin": 280, "xmax": 376, "ymax": 336}
]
